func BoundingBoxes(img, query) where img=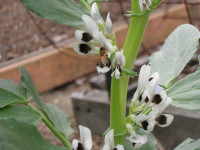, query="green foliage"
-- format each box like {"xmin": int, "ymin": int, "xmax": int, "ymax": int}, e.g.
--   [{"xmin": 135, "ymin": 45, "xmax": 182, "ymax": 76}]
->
[
  {"xmin": 21, "ymin": 0, "xmax": 89, "ymax": 26},
  {"xmin": 0, "ymin": 106, "xmax": 41, "ymax": 126},
  {"xmin": 167, "ymin": 69, "xmax": 200, "ymax": 111},
  {"xmin": 124, "ymin": 130, "xmax": 158, "ymax": 150},
  {"xmin": 174, "ymin": 138, "xmax": 200, "ymax": 150},
  {"xmin": 0, "ymin": 79, "xmax": 29, "ymax": 108},
  {"xmin": 43, "ymin": 103, "xmax": 74, "ymax": 138},
  {"xmin": 121, "ymin": 68, "xmax": 137, "ymax": 77},
  {"xmin": 20, "ymin": 66, "xmax": 74, "ymax": 138},
  {"xmin": 0, "ymin": 119, "xmax": 68, "ymax": 150},
  {"xmin": 150, "ymin": 24, "xmax": 200, "ymax": 87}
]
